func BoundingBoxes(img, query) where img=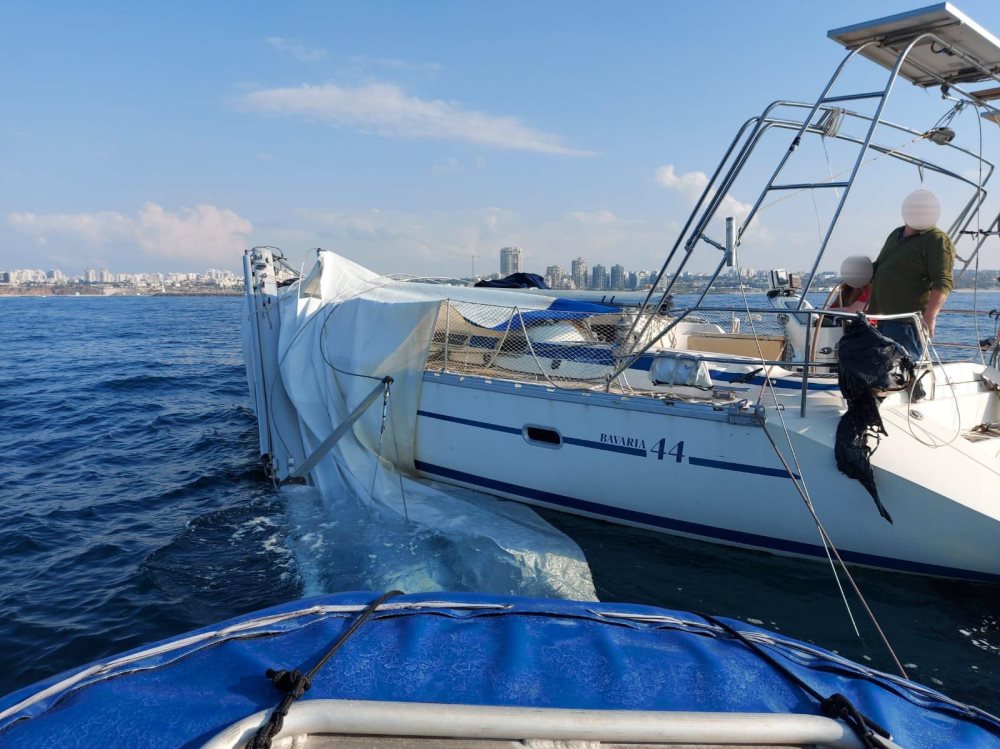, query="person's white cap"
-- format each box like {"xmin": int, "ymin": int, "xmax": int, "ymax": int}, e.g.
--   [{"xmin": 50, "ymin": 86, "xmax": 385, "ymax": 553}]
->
[
  {"xmin": 840, "ymin": 255, "xmax": 873, "ymax": 287},
  {"xmin": 901, "ymin": 188, "xmax": 940, "ymax": 231}
]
